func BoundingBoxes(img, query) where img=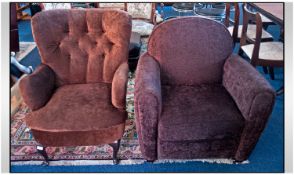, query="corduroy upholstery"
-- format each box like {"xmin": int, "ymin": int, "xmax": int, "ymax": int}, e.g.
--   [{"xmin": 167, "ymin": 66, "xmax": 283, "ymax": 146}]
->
[
  {"xmin": 134, "ymin": 17, "xmax": 275, "ymax": 161},
  {"xmin": 19, "ymin": 9, "xmax": 132, "ymax": 147}
]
